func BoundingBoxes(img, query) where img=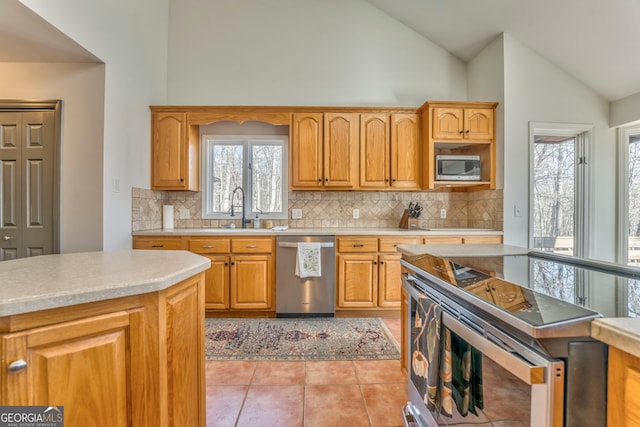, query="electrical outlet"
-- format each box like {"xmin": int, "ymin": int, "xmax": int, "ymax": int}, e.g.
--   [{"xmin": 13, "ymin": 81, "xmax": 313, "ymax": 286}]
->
[
  {"xmin": 179, "ymin": 208, "xmax": 190, "ymax": 219},
  {"xmin": 353, "ymin": 209, "xmax": 360, "ymax": 219},
  {"xmin": 292, "ymin": 208, "xmax": 303, "ymax": 219},
  {"xmin": 440, "ymin": 209, "xmax": 447, "ymax": 219}
]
